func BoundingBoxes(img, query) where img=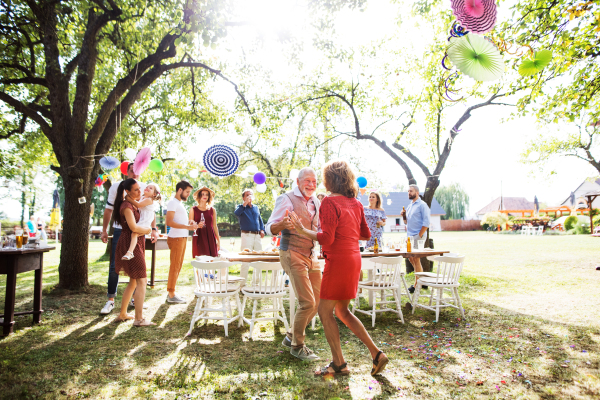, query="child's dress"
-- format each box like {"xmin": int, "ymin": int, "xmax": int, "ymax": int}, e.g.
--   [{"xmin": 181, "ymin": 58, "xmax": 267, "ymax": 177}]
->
[{"xmin": 137, "ymin": 197, "xmax": 156, "ymax": 229}]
